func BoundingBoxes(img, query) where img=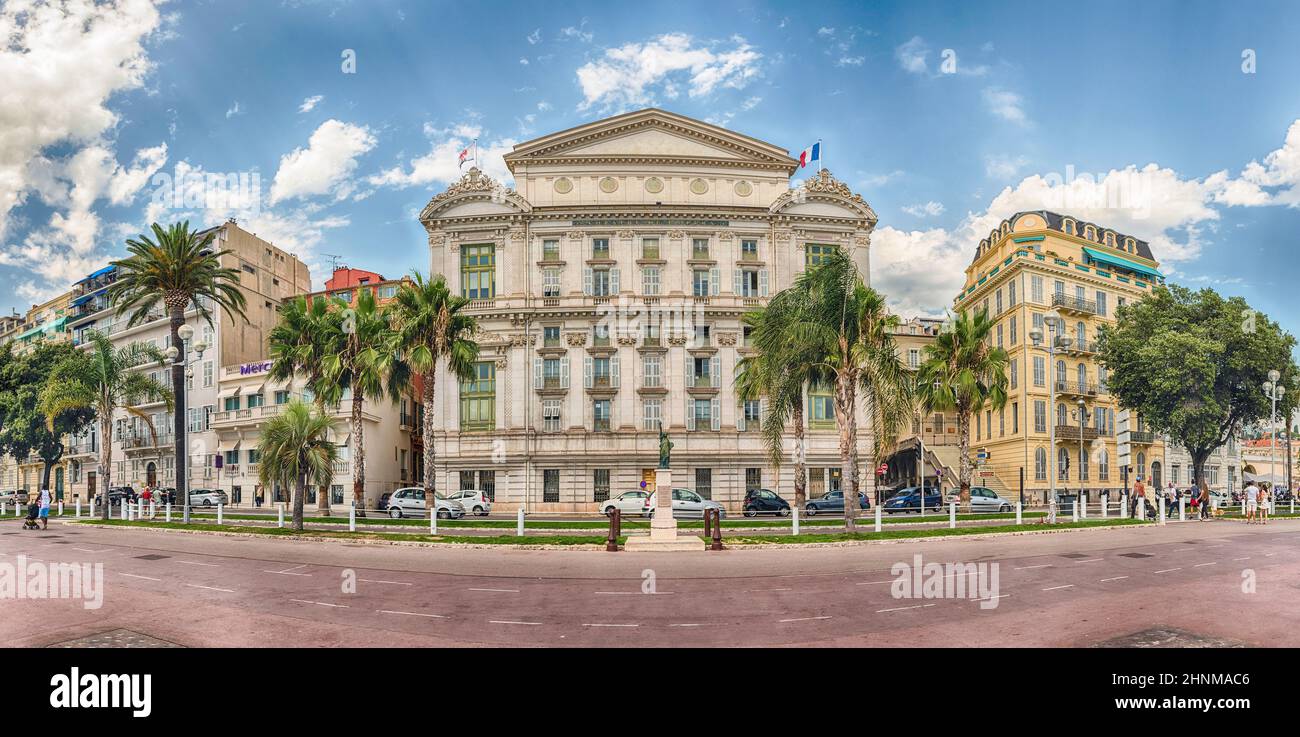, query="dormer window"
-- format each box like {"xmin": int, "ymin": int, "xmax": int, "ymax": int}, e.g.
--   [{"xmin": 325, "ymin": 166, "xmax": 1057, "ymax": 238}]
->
[
  {"xmin": 1083, "ymin": 225, "xmax": 1097, "ymax": 242},
  {"xmin": 1062, "ymin": 218, "xmax": 1077, "ymax": 236}
]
